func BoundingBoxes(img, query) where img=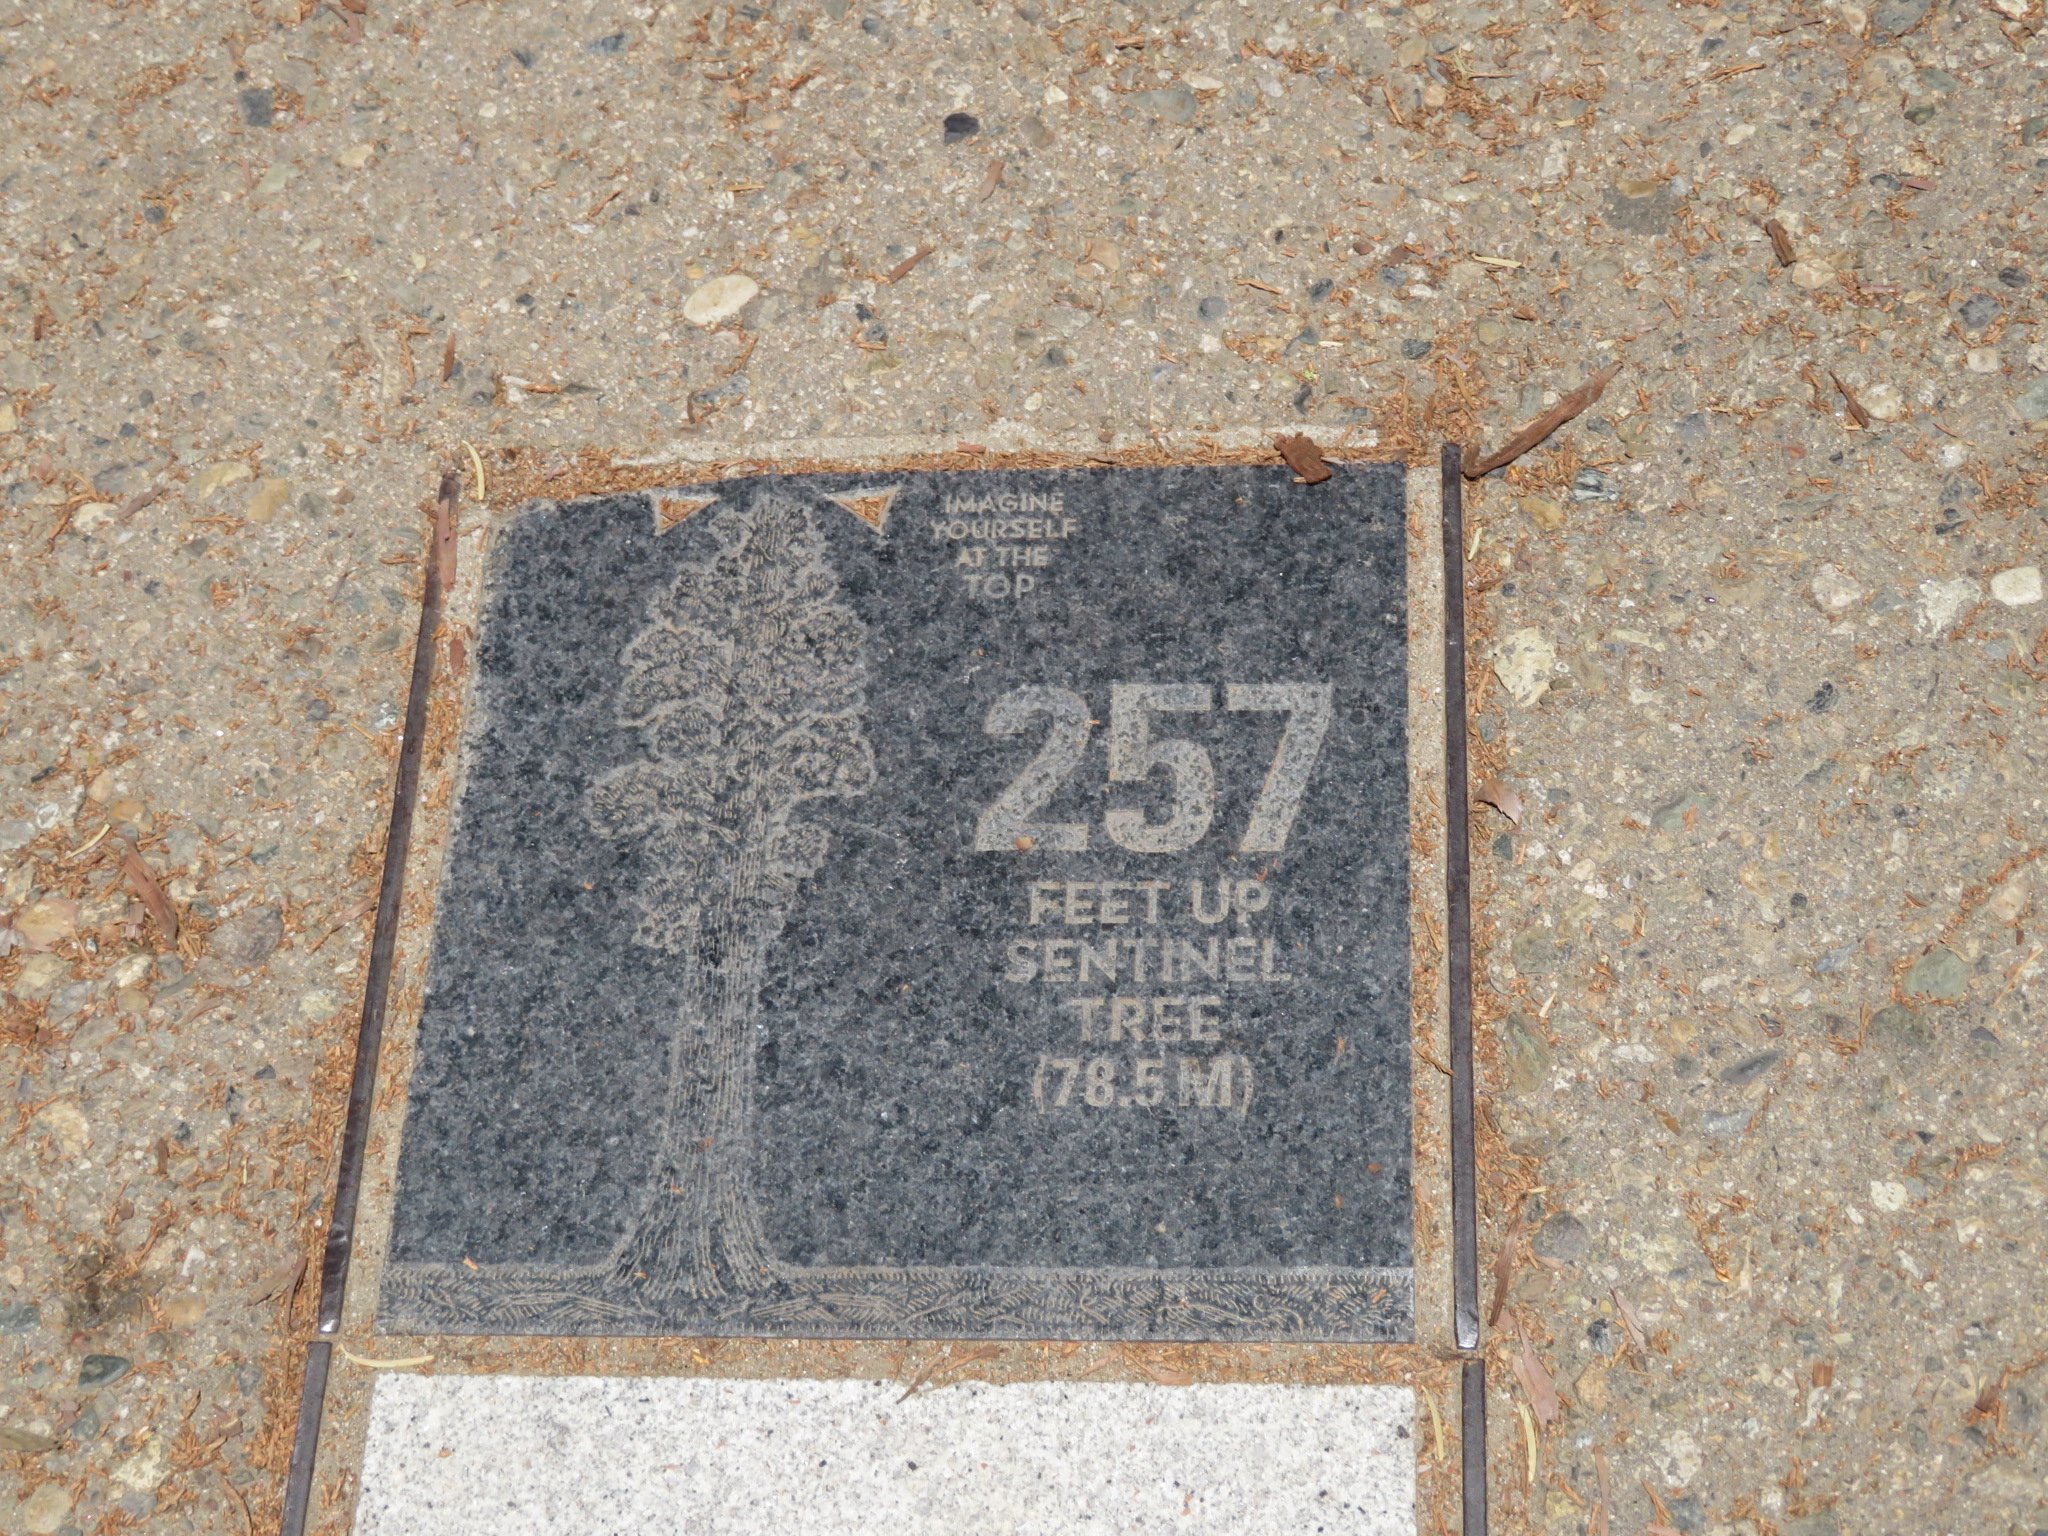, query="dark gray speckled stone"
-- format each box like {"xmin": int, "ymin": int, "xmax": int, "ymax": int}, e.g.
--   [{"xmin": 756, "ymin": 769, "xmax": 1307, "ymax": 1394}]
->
[{"xmin": 380, "ymin": 464, "xmax": 1414, "ymax": 1341}]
